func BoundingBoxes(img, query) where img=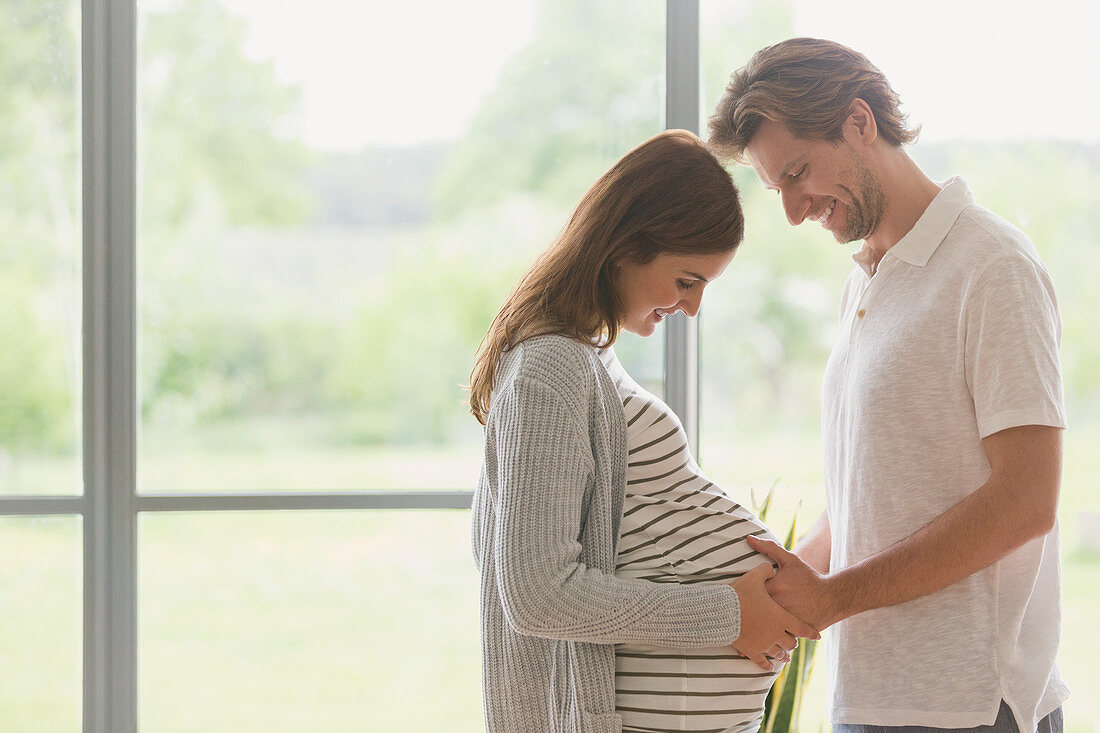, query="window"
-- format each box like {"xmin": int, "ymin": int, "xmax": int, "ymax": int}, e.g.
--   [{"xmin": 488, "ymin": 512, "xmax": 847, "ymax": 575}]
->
[
  {"xmin": 133, "ymin": 2, "xmax": 663, "ymax": 727},
  {"xmin": 136, "ymin": 0, "xmax": 667, "ymax": 495},
  {"xmin": 0, "ymin": 0, "xmax": 83, "ymax": 726},
  {"xmin": 0, "ymin": 517, "xmax": 82, "ymax": 728},
  {"xmin": 2, "ymin": 2, "xmax": 1096, "ymax": 731}
]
